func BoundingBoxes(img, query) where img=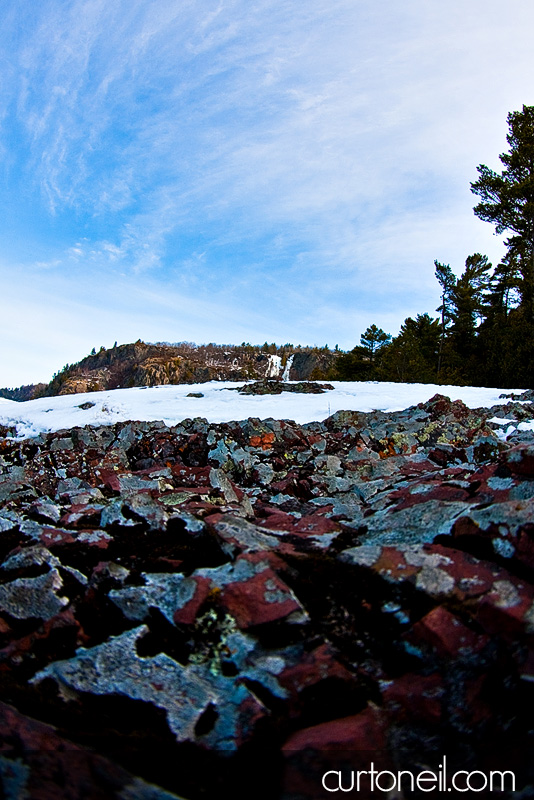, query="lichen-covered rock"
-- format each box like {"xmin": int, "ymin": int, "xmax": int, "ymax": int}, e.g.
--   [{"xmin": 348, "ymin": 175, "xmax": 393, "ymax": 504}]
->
[
  {"xmin": 32, "ymin": 624, "xmax": 272, "ymax": 751},
  {"xmin": 0, "ymin": 393, "xmax": 534, "ymax": 797},
  {"xmin": 0, "ymin": 569, "xmax": 69, "ymax": 620}
]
